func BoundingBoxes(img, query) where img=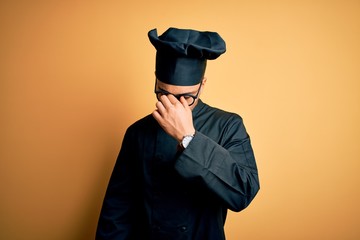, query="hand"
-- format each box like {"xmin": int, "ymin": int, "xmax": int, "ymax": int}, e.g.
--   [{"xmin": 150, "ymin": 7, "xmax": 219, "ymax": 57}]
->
[{"xmin": 152, "ymin": 95, "xmax": 195, "ymax": 142}]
